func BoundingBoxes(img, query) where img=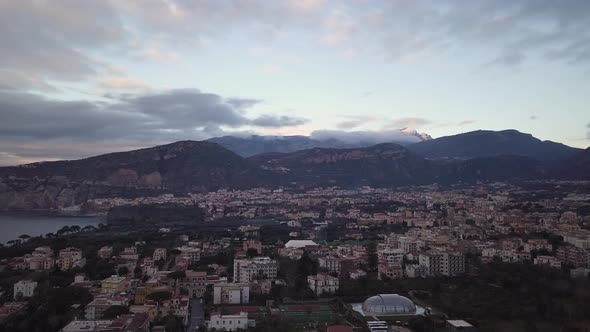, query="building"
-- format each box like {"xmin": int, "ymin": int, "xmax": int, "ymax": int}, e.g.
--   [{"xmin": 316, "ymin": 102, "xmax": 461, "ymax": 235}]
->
[
  {"xmin": 243, "ymin": 239, "xmax": 263, "ymax": 254},
  {"xmin": 207, "ymin": 312, "xmax": 249, "ymax": 331},
  {"xmin": 233, "ymin": 257, "xmax": 278, "ymax": 283},
  {"xmin": 446, "ymin": 320, "xmax": 477, "ymax": 331},
  {"xmin": 85, "ymin": 297, "xmax": 130, "ymax": 320},
  {"xmin": 28, "ymin": 246, "xmax": 55, "ymax": 271},
  {"xmin": 60, "ymin": 313, "xmax": 149, "ymax": 332},
  {"xmin": 377, "ymin": 248, "xmax": 405, "ymax": 266},
  {"xmin": 358, "ymin": 294, "xmax": 417, "ymax": 316},
  {"xmin": 13, "ymin": 280, "xmax": 37, "ymax": 299},
  {"xmin": 177, "ymin": 246, "xmax": 201, "ymax": 263},
  {"xmin": 318, "ymin": 255, "xmax": 341, "ymax": 274},
  {"xmin": 419, "ymin": 251, "xmax": 465, "ymax": 277},
  {"xmin": 557, "ymin": 245, "xmax": 588, "ymax": 268},
  {"xmin": 101, "ymin": 275, "xmax": 128, "ymax": 294},
  {"xmin": 57, "ymin": 247, "xmax": 85, "ymax": 271},
  {"xmin": 284, "ymin": 240, "xmax": 318, "ymax": 249},
  {"xmin": 213, "ymin": 283, "xmax": 250, "ymax": 304},
  {"xmin": 378, "ymin": 264, "xmax": 403, "ymax": 280},
  {"xmin": 533, "ymin": 255, "xmax": 562, "ymax": 268},
  {"xmin": 182, "ymin": 270, "xmax": 207, "ymax": 298},
  {"xmin": 308, "ymin": 274, "xmax": 339, "ymax": 296},
  {"xmin": 152, "ymin": 248, "xmax": 167, "ymax": 261},
  {"xmin": 120, "ymin": 247, "xmax": 139, "ymax": 261},
  {"xmin": 97, "ymin": 246, "xmax": 113, "ymax": 259}
]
